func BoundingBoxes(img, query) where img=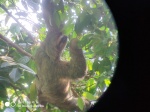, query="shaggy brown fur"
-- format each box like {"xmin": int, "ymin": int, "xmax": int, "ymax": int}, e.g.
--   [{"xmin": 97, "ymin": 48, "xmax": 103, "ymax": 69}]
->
[
  {"xmin": 34, "ymin": 0, "xmax": 90, "ymax": 111},
  {"xmin": 35, "ymin": 31, "xmax": 90, "ymax": 111}
]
